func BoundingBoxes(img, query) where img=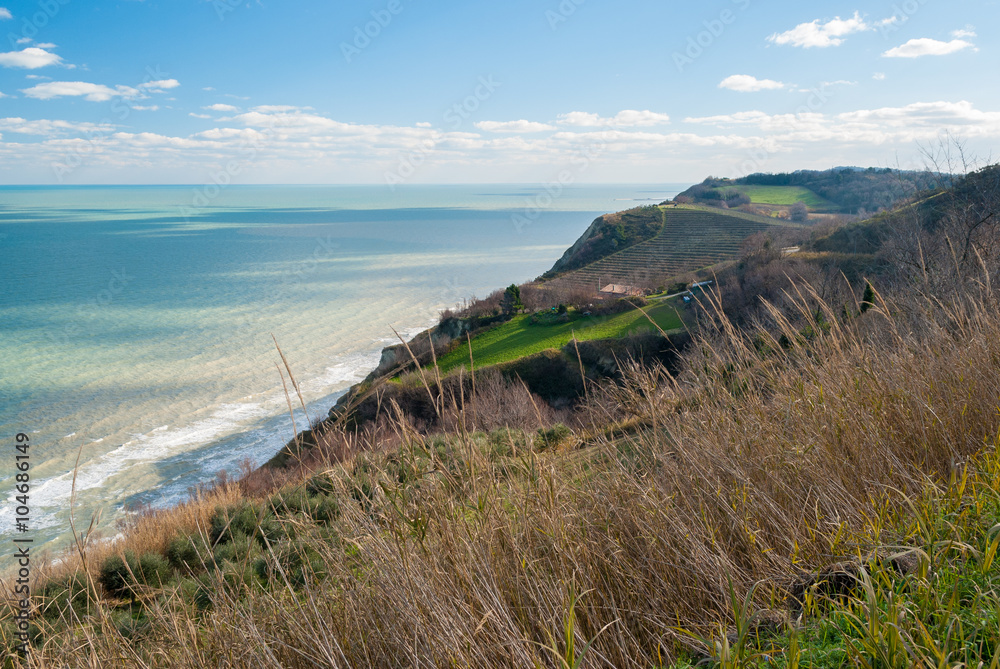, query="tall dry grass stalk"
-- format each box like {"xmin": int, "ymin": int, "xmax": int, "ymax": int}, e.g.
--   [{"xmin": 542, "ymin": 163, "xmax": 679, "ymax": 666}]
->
[{"xmin": 10, "ymin": 278, "xmax": 1000, "ymax": 668}]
